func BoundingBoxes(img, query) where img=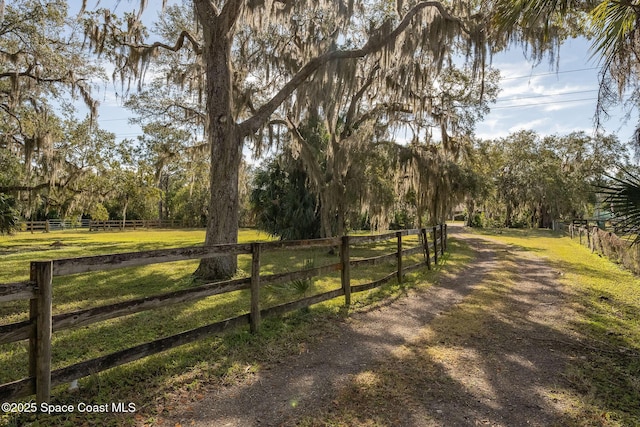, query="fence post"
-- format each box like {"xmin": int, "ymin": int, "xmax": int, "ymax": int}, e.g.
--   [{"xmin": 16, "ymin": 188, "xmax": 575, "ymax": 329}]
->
[
  {"xmin": 396, "ymin": 231, "xmax": 403, "ymax": 284},
  {"xmin": 28, "ymin": 265, "xmax": 37, "ymax": 390},
  {"xmin": 597, "ymin": 228, "xmax": 605, "ymax": 254},
  {"xmin": 421, "ymin": 228, "xmax": 431, "ymax": 270},
  {"xmin": 443, "ymin": 224, "xmax": 448, "ymax": 251},
  {"xmin": 31, "ymin": 261, "xmax": 53, "ymax": 404},
  {"xmin": 579, "ymin": 227, "xmax": 583, "ymax": 245},
  {"xmin": 439, "ymin": 224, "xmax": 445, "ymax": 255},
  {"xmin": 432, "ymin": 226, "xmax": 438, "ymax": 265},
  {"xmin": 45, "ymin": 221, "xmax": 50, "ymax": 233},
  {"xmin": 250, "ymin": 243, "xmax": 261, "ymax": 333},
  {"xmin": 341, "ymin": 236, "xmax": 351, "ymax": 306}
]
